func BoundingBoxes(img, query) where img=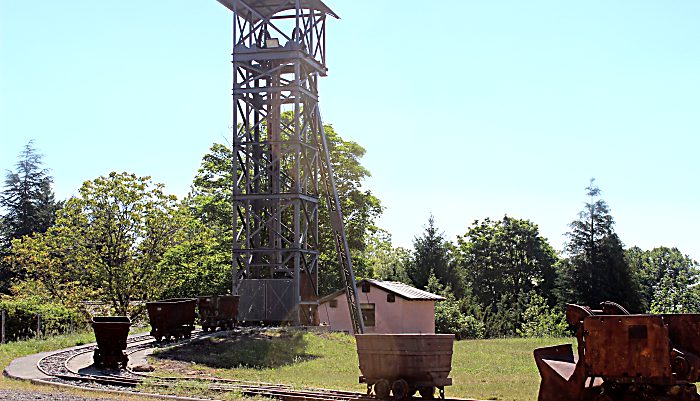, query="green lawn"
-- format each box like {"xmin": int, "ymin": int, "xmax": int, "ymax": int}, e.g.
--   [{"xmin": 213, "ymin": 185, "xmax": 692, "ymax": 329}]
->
[{"xmin": 149, "ymin": 330, "xmax": 572, "ymax": 401}]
